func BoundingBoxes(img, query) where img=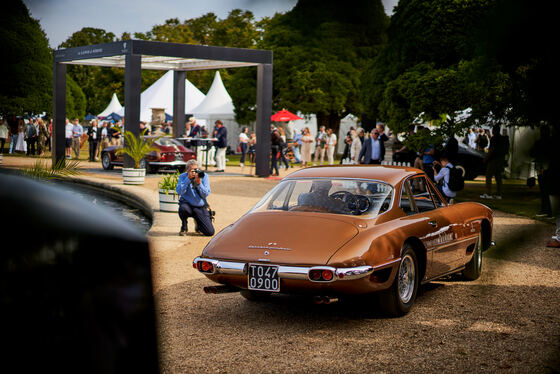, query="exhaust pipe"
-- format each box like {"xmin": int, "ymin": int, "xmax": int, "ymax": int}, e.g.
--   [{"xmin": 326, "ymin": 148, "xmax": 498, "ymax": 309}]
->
[
  {"xmin": 203, "ymin": 285, "xmax": 239, "ymax": 294},
  {"xmin": 313, "ymin": 296, "xmax": 339, "ymax": 305}
]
